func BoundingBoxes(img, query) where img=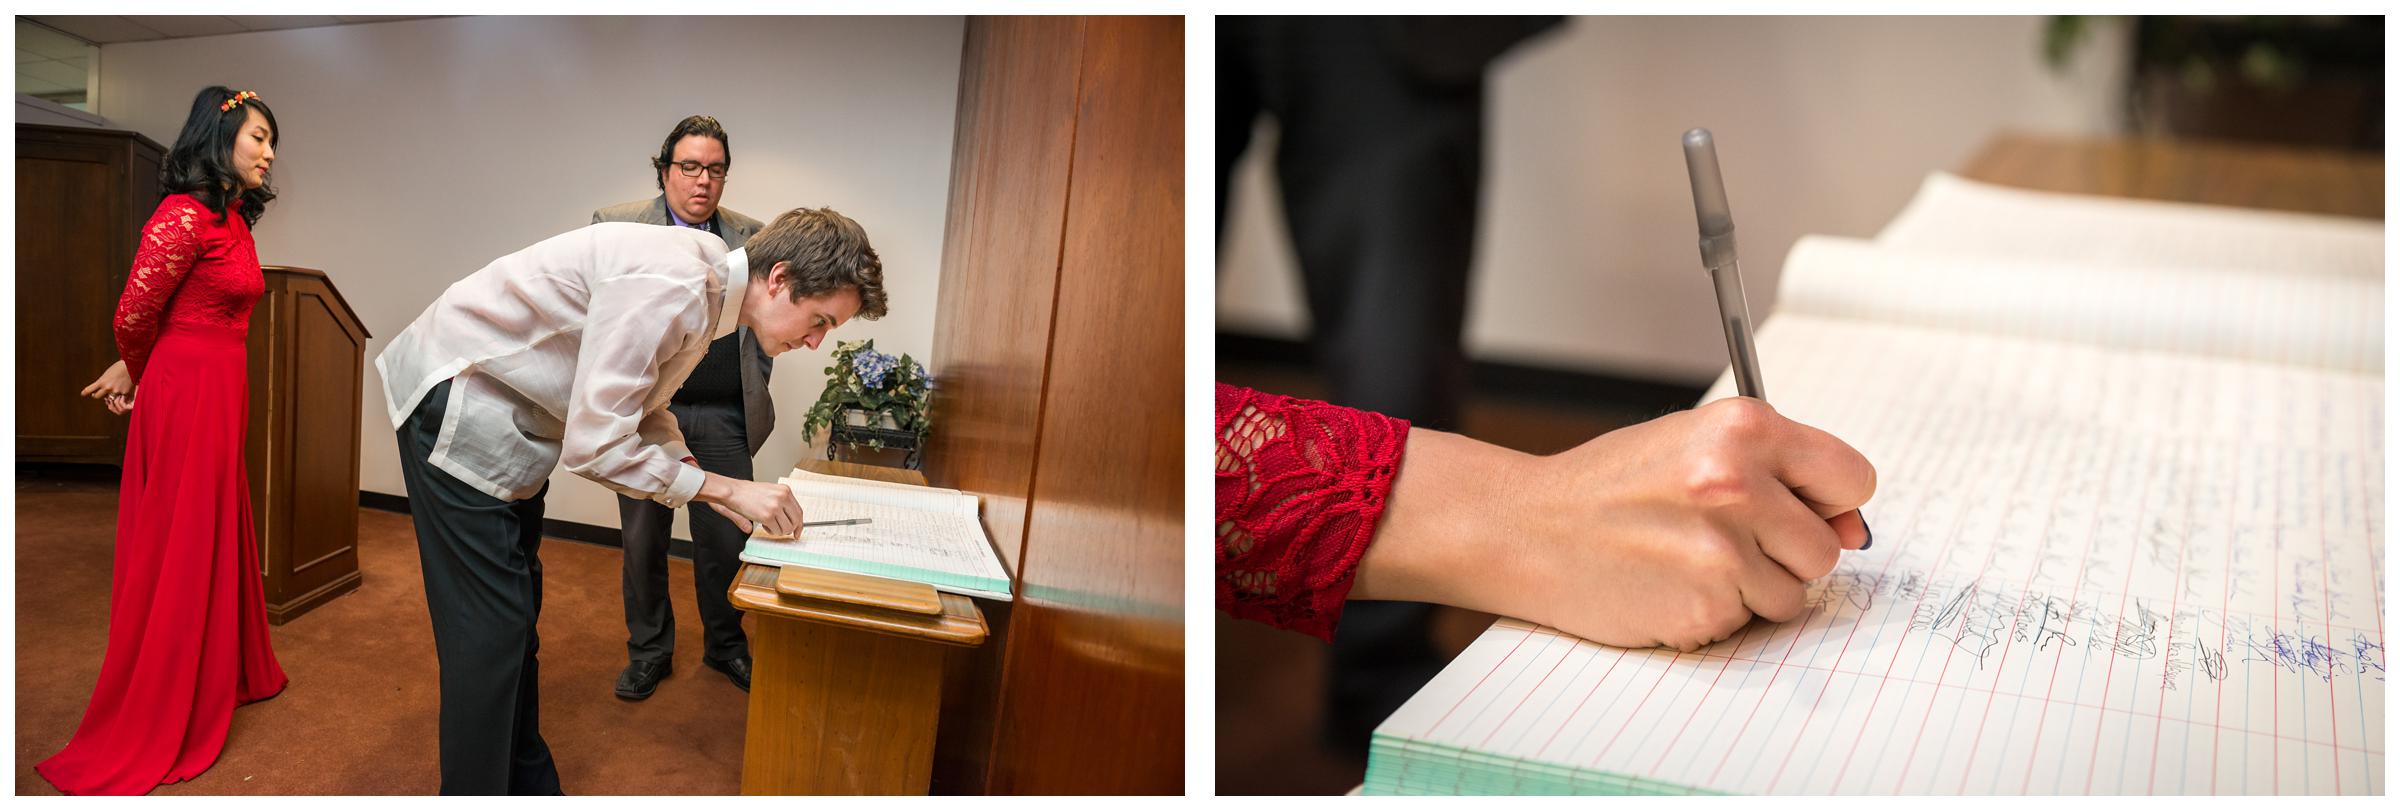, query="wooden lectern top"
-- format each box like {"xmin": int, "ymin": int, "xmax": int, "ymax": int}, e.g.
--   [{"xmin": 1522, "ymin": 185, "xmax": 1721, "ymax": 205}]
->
[
  {"xmin": 774, "ymin": 566, "xmax": 944, "ymax": 616},
  {"xmin": 728, "ymin": 460, "xmax": 988, "ymax": 647},
  {"xmin": 1959, "ymin": 133, "xmax": 2384, "ymax": 220},
  {"xmin": 262, "ymin": 266, "xmax": 372, "ymax": 338}
]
